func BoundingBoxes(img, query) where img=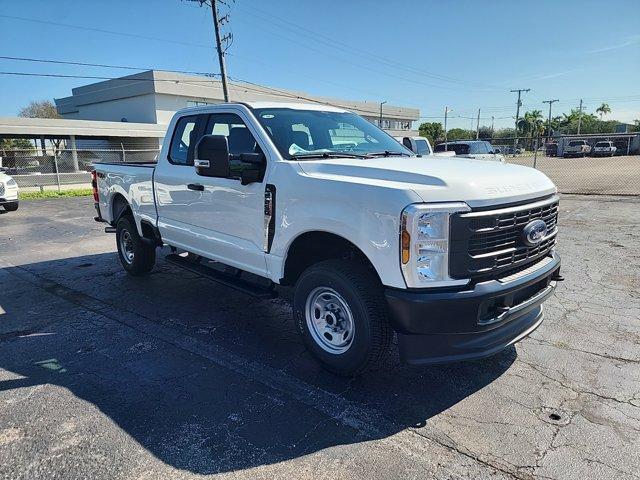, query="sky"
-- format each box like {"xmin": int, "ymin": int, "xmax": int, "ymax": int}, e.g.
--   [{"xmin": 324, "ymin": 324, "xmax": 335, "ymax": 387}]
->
[{"xmin": 0, "ymin": 0, "xmax": 639, "ymax": 130}]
